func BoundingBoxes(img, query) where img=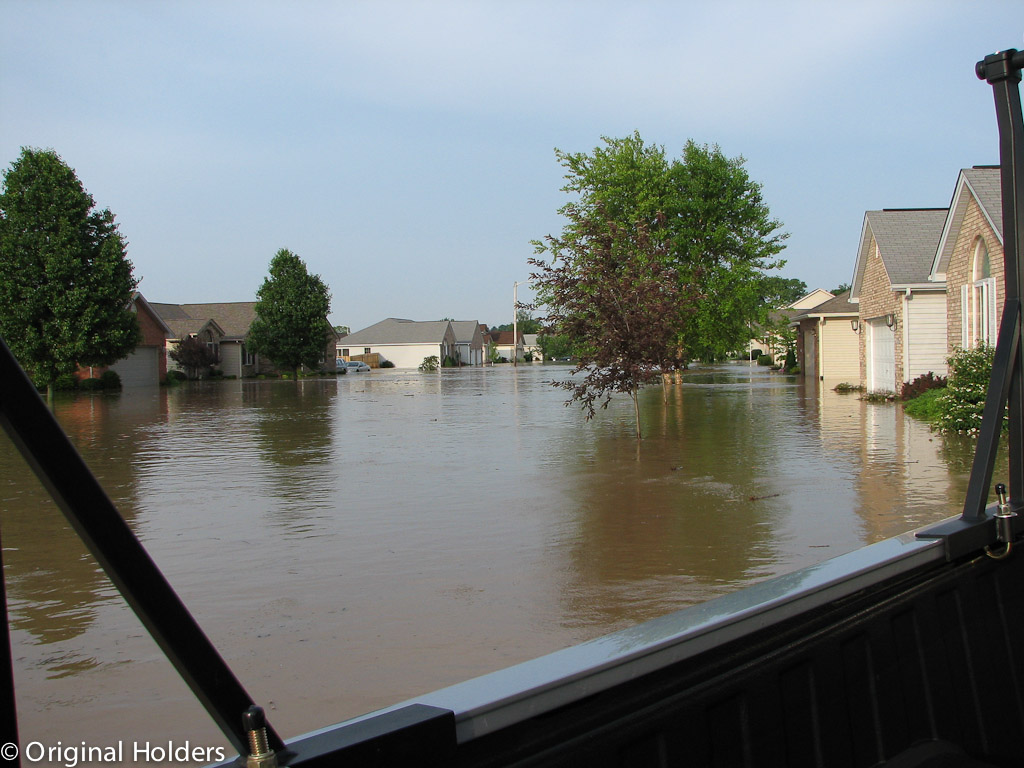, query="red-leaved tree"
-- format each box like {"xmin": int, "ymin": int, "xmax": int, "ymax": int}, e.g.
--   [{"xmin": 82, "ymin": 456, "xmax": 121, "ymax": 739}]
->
[{"xmin": 530, "ymin": 206, "xmax": 699, "ymax": 439}]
